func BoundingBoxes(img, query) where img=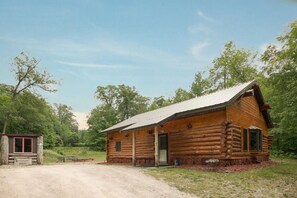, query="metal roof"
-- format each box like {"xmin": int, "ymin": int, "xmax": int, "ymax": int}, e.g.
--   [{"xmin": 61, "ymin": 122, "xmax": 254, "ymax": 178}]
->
[{"xmin": 102, "ymin": 80, "xmax": 267, "ymax": 133}]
